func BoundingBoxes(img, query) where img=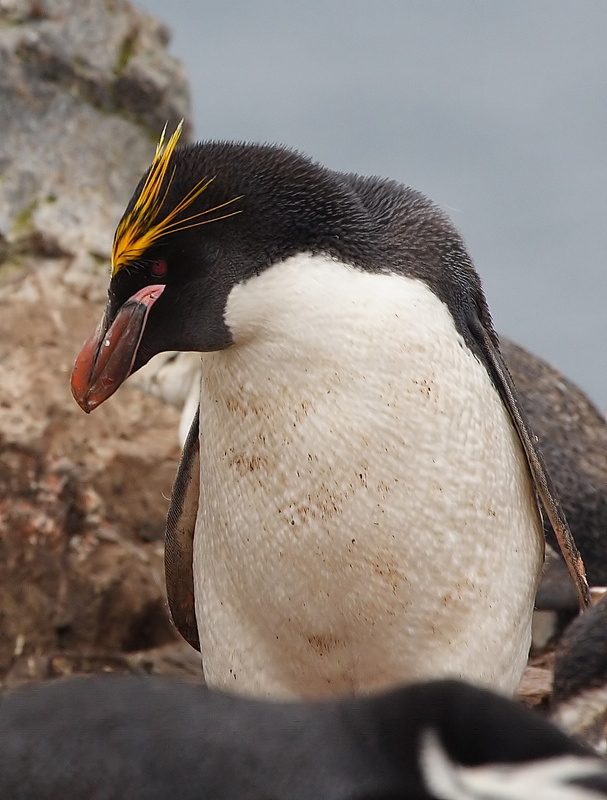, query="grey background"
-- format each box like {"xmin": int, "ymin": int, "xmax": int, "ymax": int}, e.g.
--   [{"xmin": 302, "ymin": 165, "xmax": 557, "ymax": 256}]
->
[{"xmin": 136, "ymin": 0, "xmax": 607, "ymax": 407}]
